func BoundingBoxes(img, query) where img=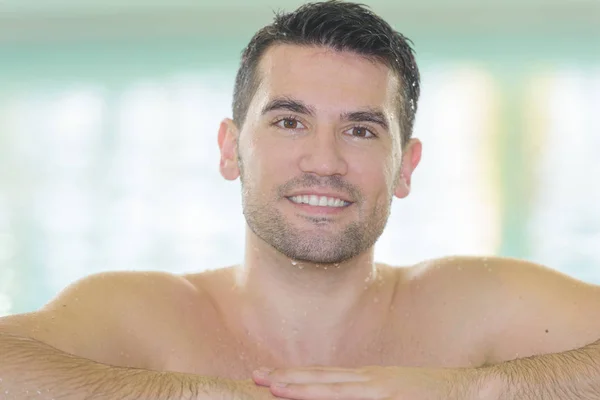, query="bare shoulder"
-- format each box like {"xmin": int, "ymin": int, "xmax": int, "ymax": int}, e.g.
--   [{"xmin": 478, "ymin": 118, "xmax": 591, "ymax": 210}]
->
[
  {"xmin": 0, "ymin": 269, "xmax": 203, "ymax": 370},
  {"xmin": 406, "ymin": 256, "xmax": 600, "ymax": 364},
  {"xmin": 404, "ymin": 255, "xmax": 598, "ymax": 295}
]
